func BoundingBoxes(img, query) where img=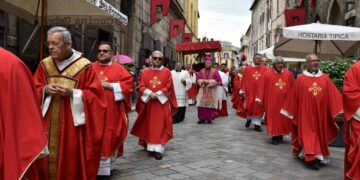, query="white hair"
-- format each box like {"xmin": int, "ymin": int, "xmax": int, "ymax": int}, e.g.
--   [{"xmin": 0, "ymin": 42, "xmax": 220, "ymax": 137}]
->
[
  {"xmin": 47, "ymin": 26, "xmax": 72, "ymax": 43},
  {"xmin": 273, "ymin": 56, "xmax": 284, "ymax": 63},
  {"xmin": 152, "ymin": 50, "xmax": 164, "ymax": 57}
]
